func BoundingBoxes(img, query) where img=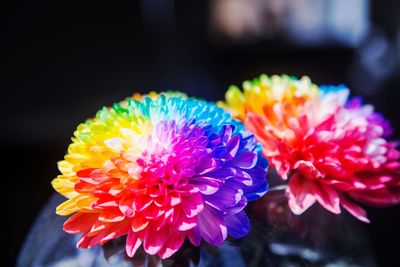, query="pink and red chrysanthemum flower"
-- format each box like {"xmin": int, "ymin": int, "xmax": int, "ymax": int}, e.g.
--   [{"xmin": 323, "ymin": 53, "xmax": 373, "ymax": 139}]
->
[
  {"xmin": 223, "ymin": 75, "xmax": 400, "ymax": 222},
  {"xmin": 52, "ymin": 93, "xmax": 268, "ymax": 259}
]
